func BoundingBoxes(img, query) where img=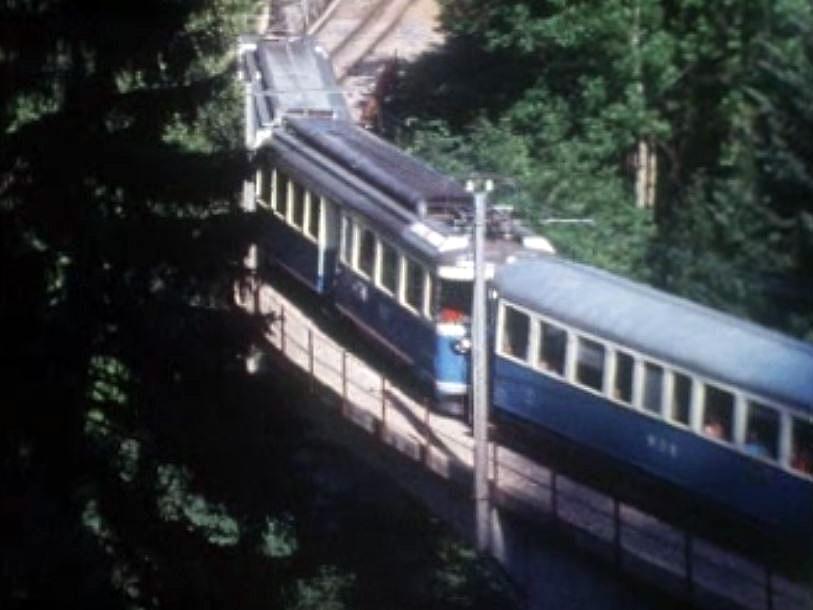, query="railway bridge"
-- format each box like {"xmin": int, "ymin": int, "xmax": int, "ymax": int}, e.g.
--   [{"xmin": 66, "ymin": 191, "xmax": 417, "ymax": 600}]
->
[
  {"xmin": 235, "ymin": 271, "xmax": 810, "ymax": 610},
  {"xmin": 236, "ymin": 2, "xmax": 813, "ymax": 608}
]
